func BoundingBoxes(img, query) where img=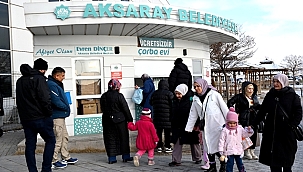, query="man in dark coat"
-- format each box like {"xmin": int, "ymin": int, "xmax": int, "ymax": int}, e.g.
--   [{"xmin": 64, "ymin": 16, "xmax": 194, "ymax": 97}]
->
[
  {"xmin": 253, "ymin": 74, "xmax": 302, "ymax": 171},
  {"xmin": 100, "ymin": 79, "xmax": 134, "ymax": 164},
  {"xmin": 16, "ymin": 58, "xmax": 55, "ymax": 172},
  {"xmin": 168, "ymin": 58, "xmax": 193, "ymax": 93},
  {"xmin": 149, "ymin": 80, "xmax": 174, "ymax": 153}
]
